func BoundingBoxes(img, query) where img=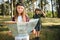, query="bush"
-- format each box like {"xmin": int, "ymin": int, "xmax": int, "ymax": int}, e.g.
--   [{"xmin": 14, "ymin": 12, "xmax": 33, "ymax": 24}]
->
[
  {"xmin": 27, "ymin": 12, "xmax": 33, "ymax": 19},
  {"xmin": 46, "ymin": 11, "xmax": 52, "ymax": 17},
  {"xmin": 46, "ymin": 11, "xmax": 58, "ymax": 18}
]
